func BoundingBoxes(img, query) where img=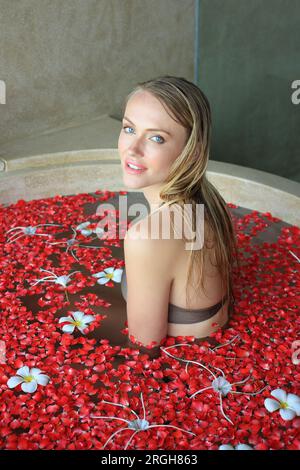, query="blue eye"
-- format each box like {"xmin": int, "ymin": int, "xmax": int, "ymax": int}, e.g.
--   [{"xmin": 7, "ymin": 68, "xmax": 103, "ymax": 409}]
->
[
  {"xmin": 152, "ymin": 135, "xmax": 164, "ymax": 144},
  {"xmin": 122, "ymin": 126, "xmax": 164, "ymax": 144},
  {"xmin": 123, "ymin": 126, "xmax": 134, "ymax": 134}
]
